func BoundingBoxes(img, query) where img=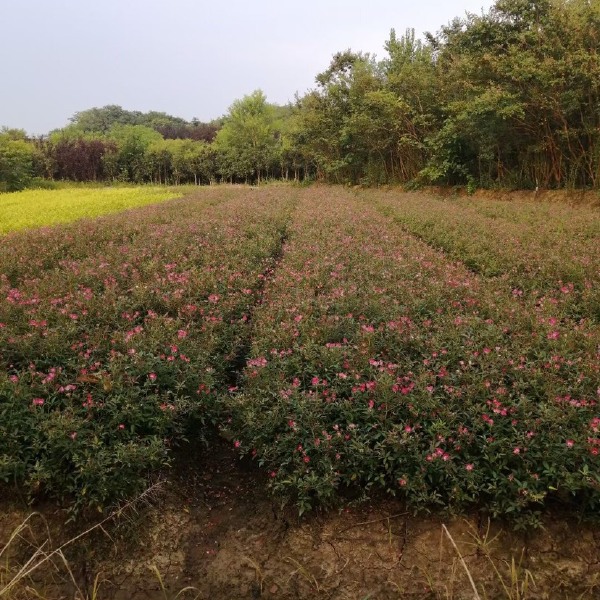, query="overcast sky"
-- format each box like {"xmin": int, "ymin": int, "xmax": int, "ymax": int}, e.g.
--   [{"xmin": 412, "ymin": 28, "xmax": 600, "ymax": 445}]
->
[{"xmin": 1, "ymin": 0, "xmax": 493, "ymax": 135}]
